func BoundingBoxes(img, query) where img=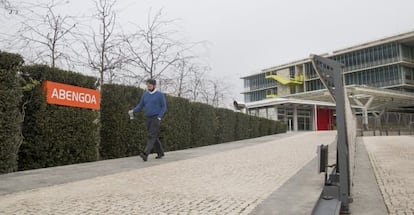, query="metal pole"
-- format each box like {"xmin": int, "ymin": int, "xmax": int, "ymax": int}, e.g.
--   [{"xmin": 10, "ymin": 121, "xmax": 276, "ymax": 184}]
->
[{"xmin": 310, "ymin": 55, "xmax": 352, "ymax": 214}]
